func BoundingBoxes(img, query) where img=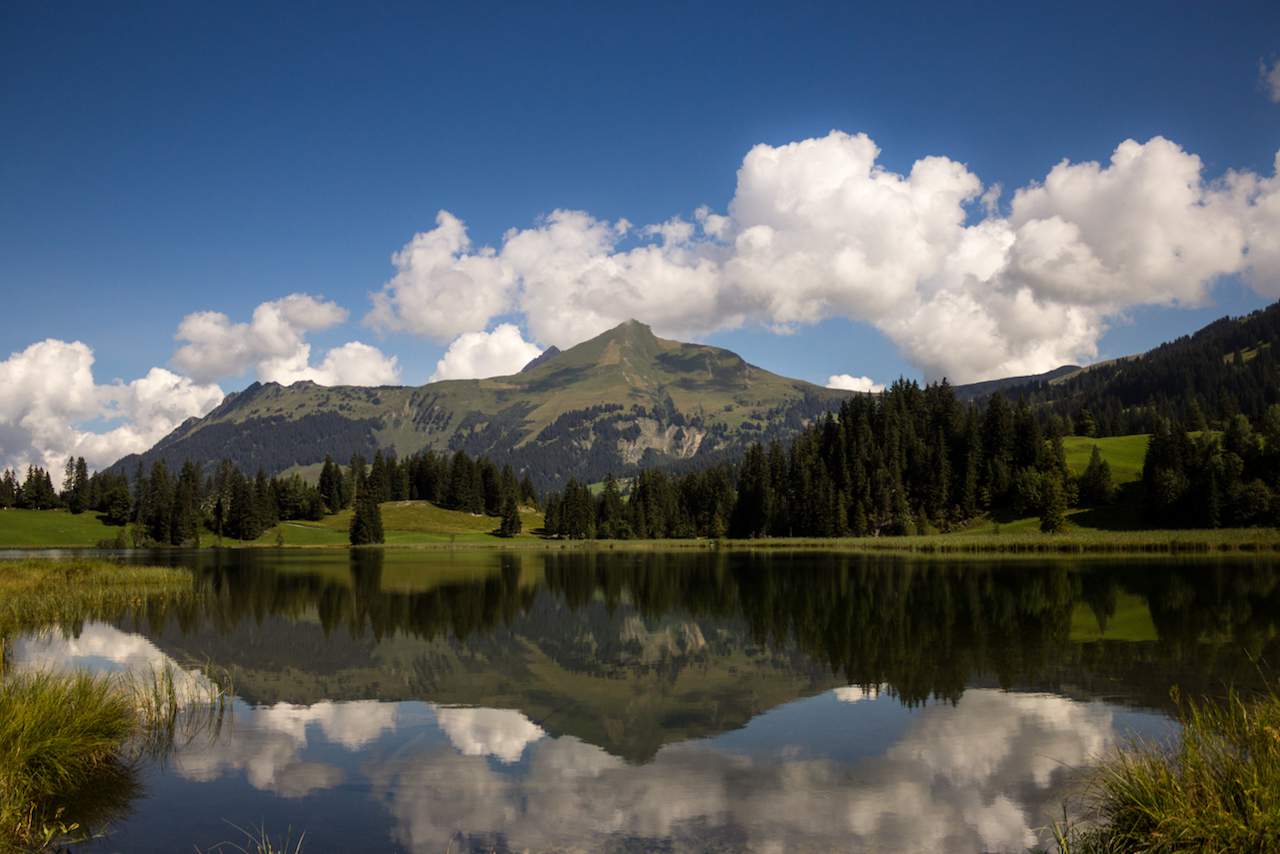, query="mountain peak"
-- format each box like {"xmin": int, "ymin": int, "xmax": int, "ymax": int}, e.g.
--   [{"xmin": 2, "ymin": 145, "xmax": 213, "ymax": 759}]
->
[{"xmin": 601, "ymin": 318, "xmax": 661, "ymax": 349}]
